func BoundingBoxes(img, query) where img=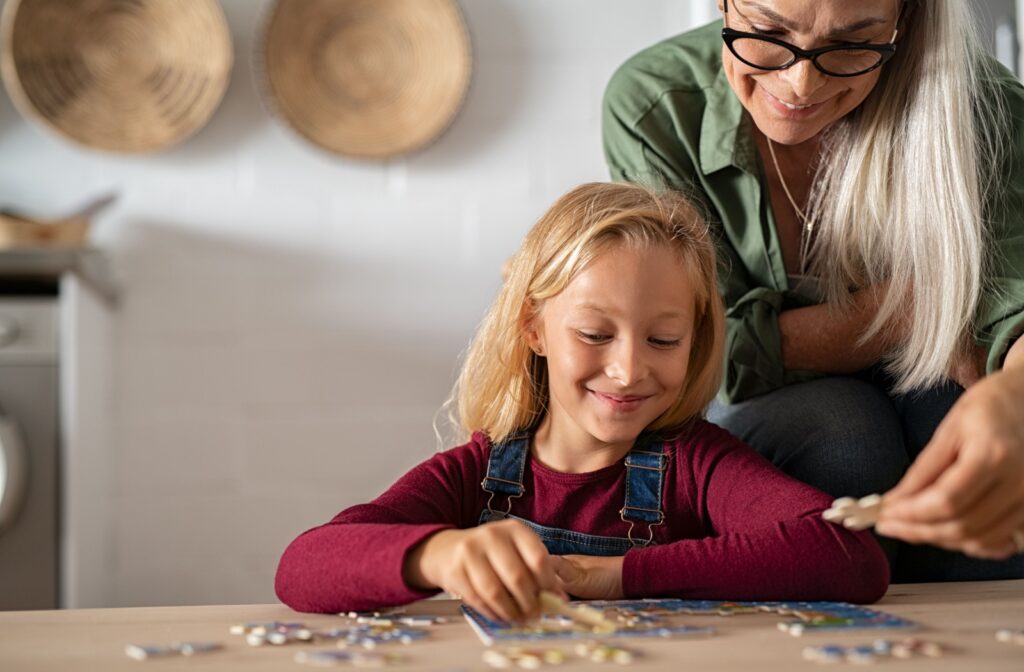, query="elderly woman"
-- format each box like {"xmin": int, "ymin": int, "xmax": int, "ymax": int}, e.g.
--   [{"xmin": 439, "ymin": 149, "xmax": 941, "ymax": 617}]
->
[{"xmin": 604, "ymin": 0, "xmax": 1024, "ymax": 581}]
